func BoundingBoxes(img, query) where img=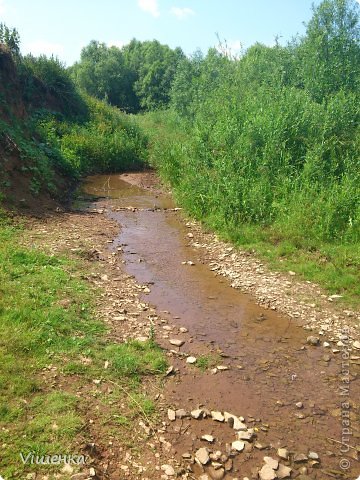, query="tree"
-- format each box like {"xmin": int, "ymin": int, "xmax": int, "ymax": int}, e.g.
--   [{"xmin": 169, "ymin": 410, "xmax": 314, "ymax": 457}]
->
[
  {"xmin": 299, "ymin": 0, "xmax": 360, "ymax": 101},
  {"xmin": 0, "ymin": 23, "xmax": 20, "ymax": 58},
  {"xmin": 71, "ymin": 41, "xmax": 137, "ymax": 112},
  {"xmin": 124, "ymin": 40, "xmax": 185, "ymax": 110}
]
